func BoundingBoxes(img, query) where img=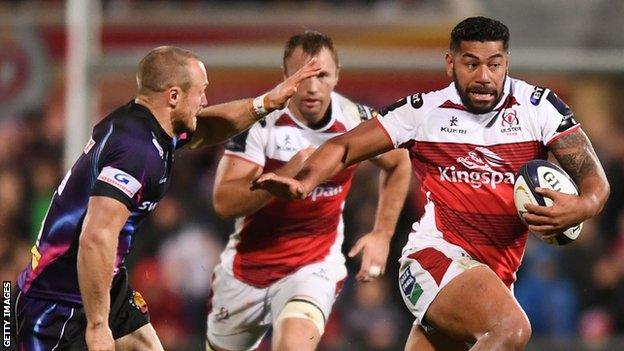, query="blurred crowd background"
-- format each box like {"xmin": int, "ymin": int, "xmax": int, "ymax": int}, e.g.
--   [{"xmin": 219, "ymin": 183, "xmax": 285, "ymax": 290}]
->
[{"xmin": 1, "ymin": 1, "xmax": 623, "ymax": 350}]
